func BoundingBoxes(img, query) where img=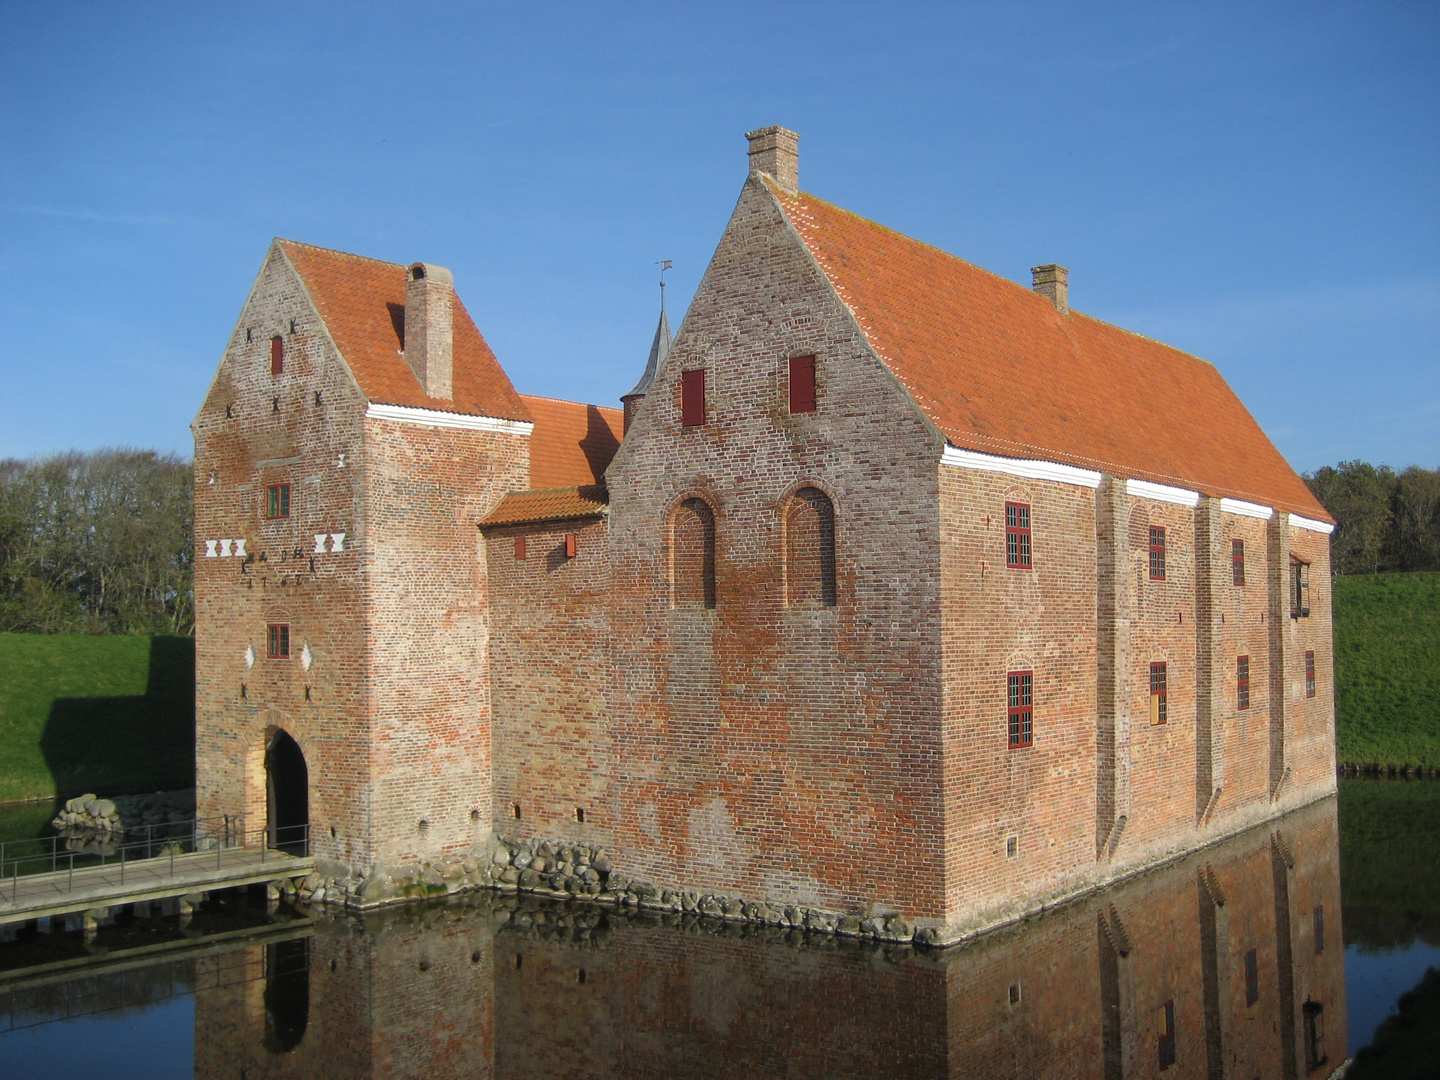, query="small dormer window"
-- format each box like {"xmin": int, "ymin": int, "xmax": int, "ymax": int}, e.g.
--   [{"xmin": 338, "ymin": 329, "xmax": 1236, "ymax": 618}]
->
[{"xmin": 271, "ymin": 335, "xmax": 284, "ymax": 376}]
